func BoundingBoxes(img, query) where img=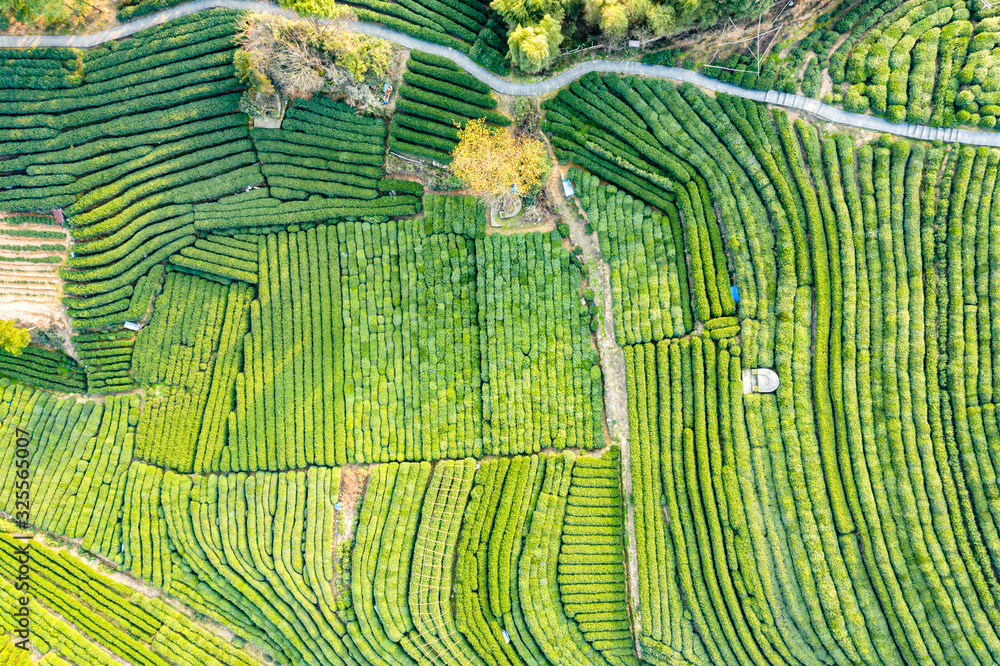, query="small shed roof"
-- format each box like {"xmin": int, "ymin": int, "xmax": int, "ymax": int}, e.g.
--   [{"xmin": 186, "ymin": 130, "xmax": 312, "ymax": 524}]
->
[
  {"xmin": 754, "ymin": 368, "xmax": 780, "ymax": 392},
  {"xmin": 742, "ymin": 367, "xmax": 780, "ymax": 394}
]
